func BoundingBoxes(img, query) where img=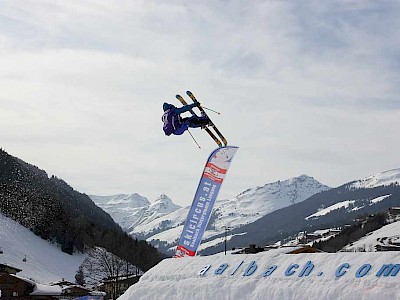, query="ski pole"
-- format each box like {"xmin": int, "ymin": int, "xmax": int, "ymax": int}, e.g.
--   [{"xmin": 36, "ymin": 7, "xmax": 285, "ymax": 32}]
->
[
  {"xmin": 201, "ymin": 106, "xmax": 221, "ymax": 115},
  {"xmin": 187, "ymin": 129, "xmax": 201, "ymax": 149}
]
